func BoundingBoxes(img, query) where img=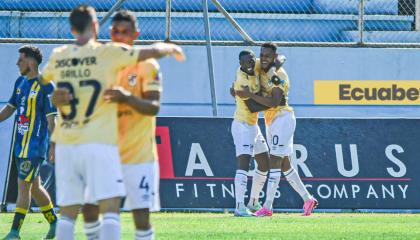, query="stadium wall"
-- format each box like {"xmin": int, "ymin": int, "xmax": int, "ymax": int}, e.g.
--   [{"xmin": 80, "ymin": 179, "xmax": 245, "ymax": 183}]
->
[{"xmin": 1, "ymin": 44, "xmax": 420, "ymax": 207}]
